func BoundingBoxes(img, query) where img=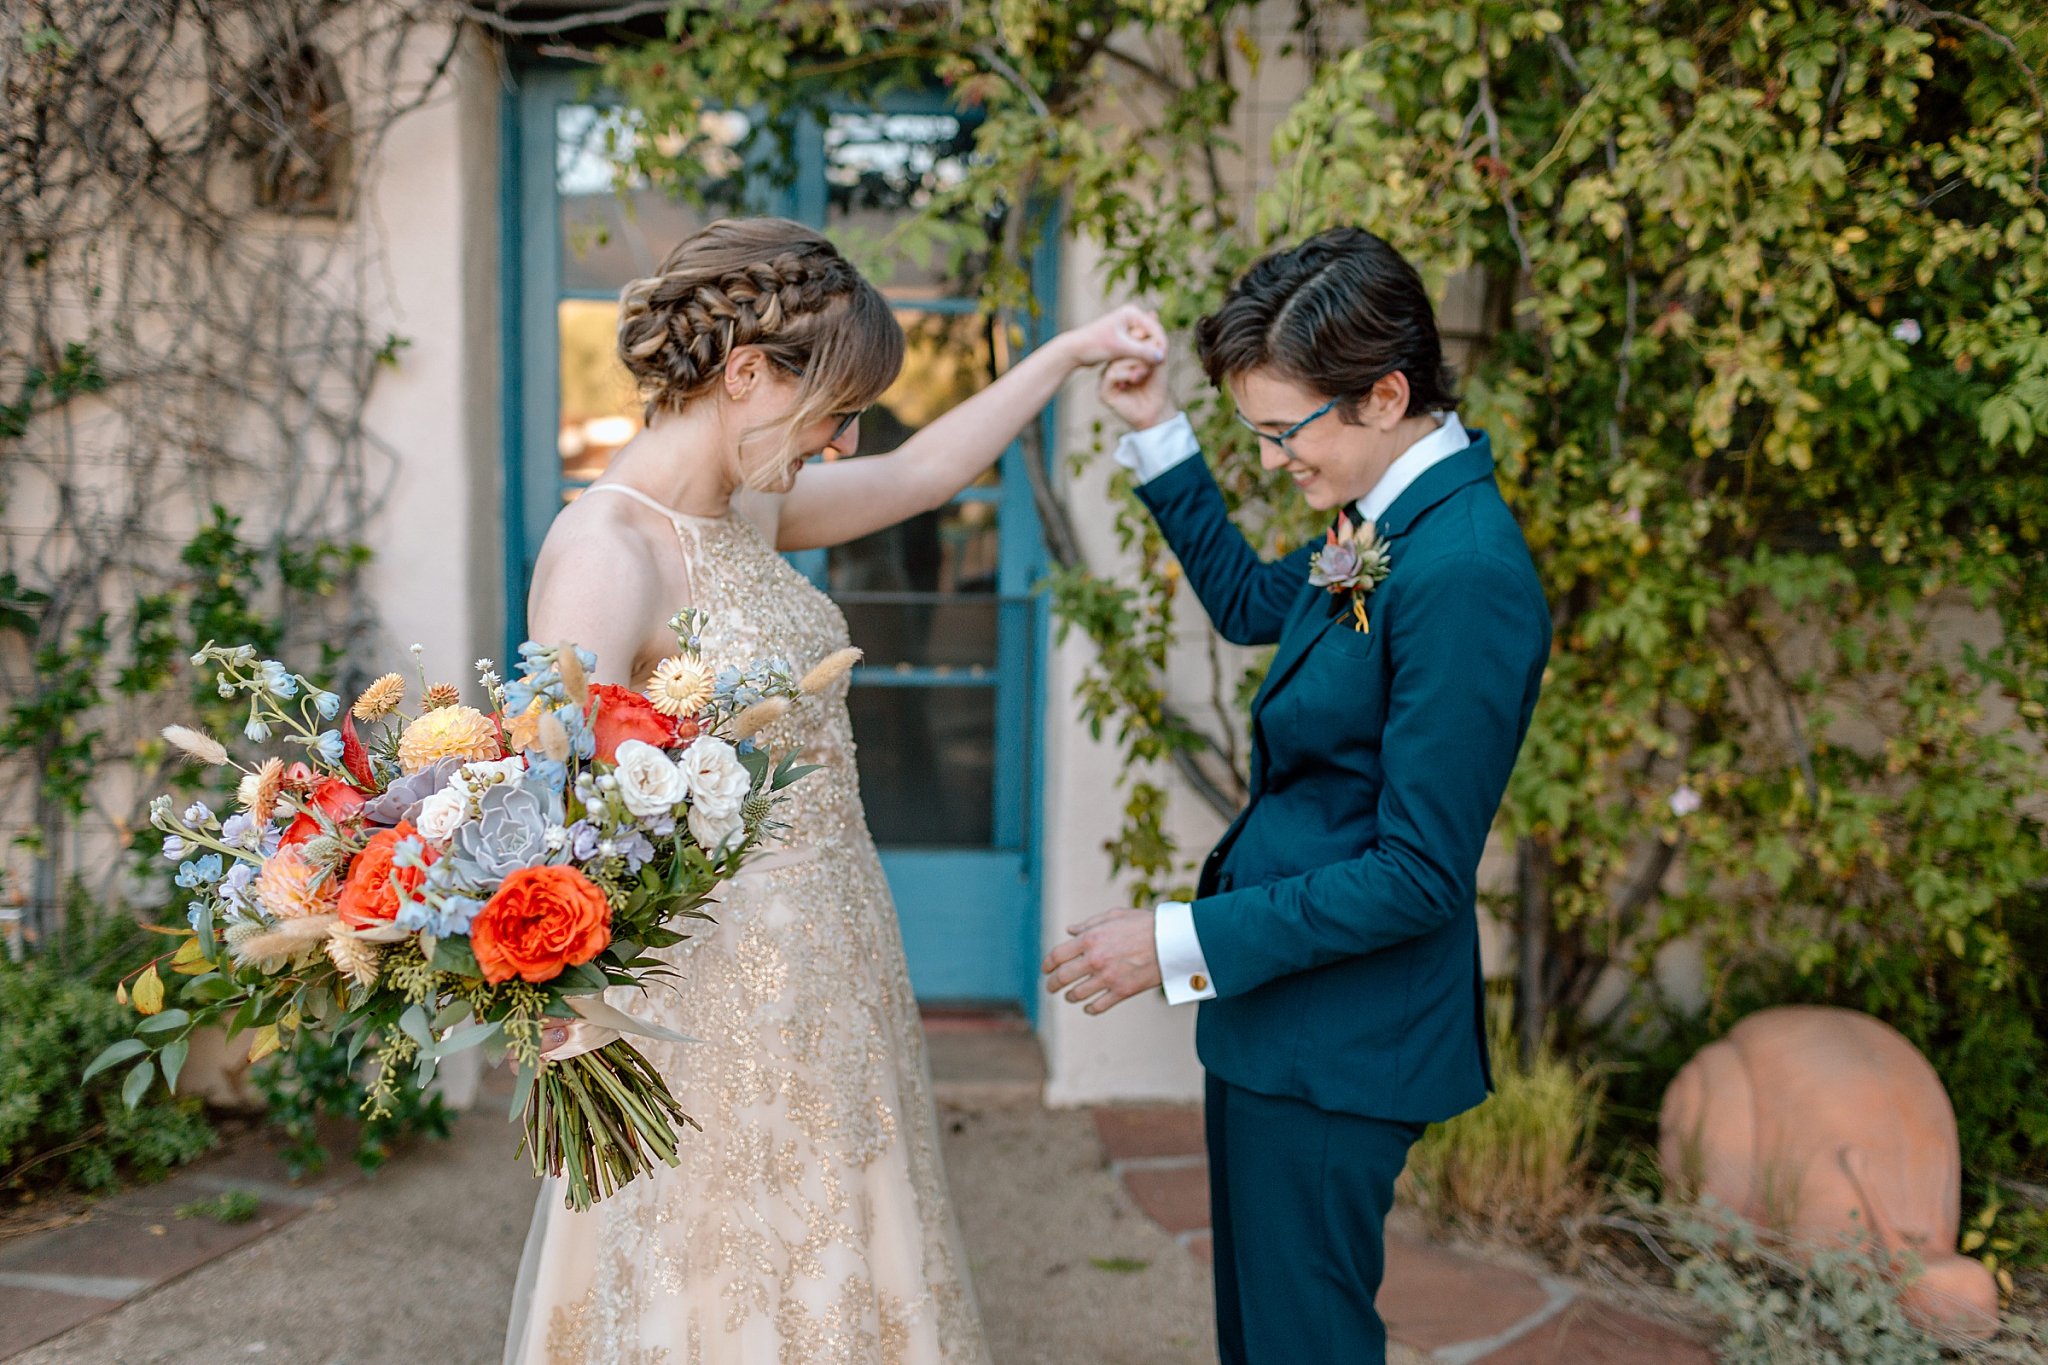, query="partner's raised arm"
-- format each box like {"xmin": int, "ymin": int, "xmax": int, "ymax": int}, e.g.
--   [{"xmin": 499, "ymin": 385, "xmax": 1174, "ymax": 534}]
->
[{"xmin": 771, "ymin": 305, "xmax": 1165, "ymax": 552}]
